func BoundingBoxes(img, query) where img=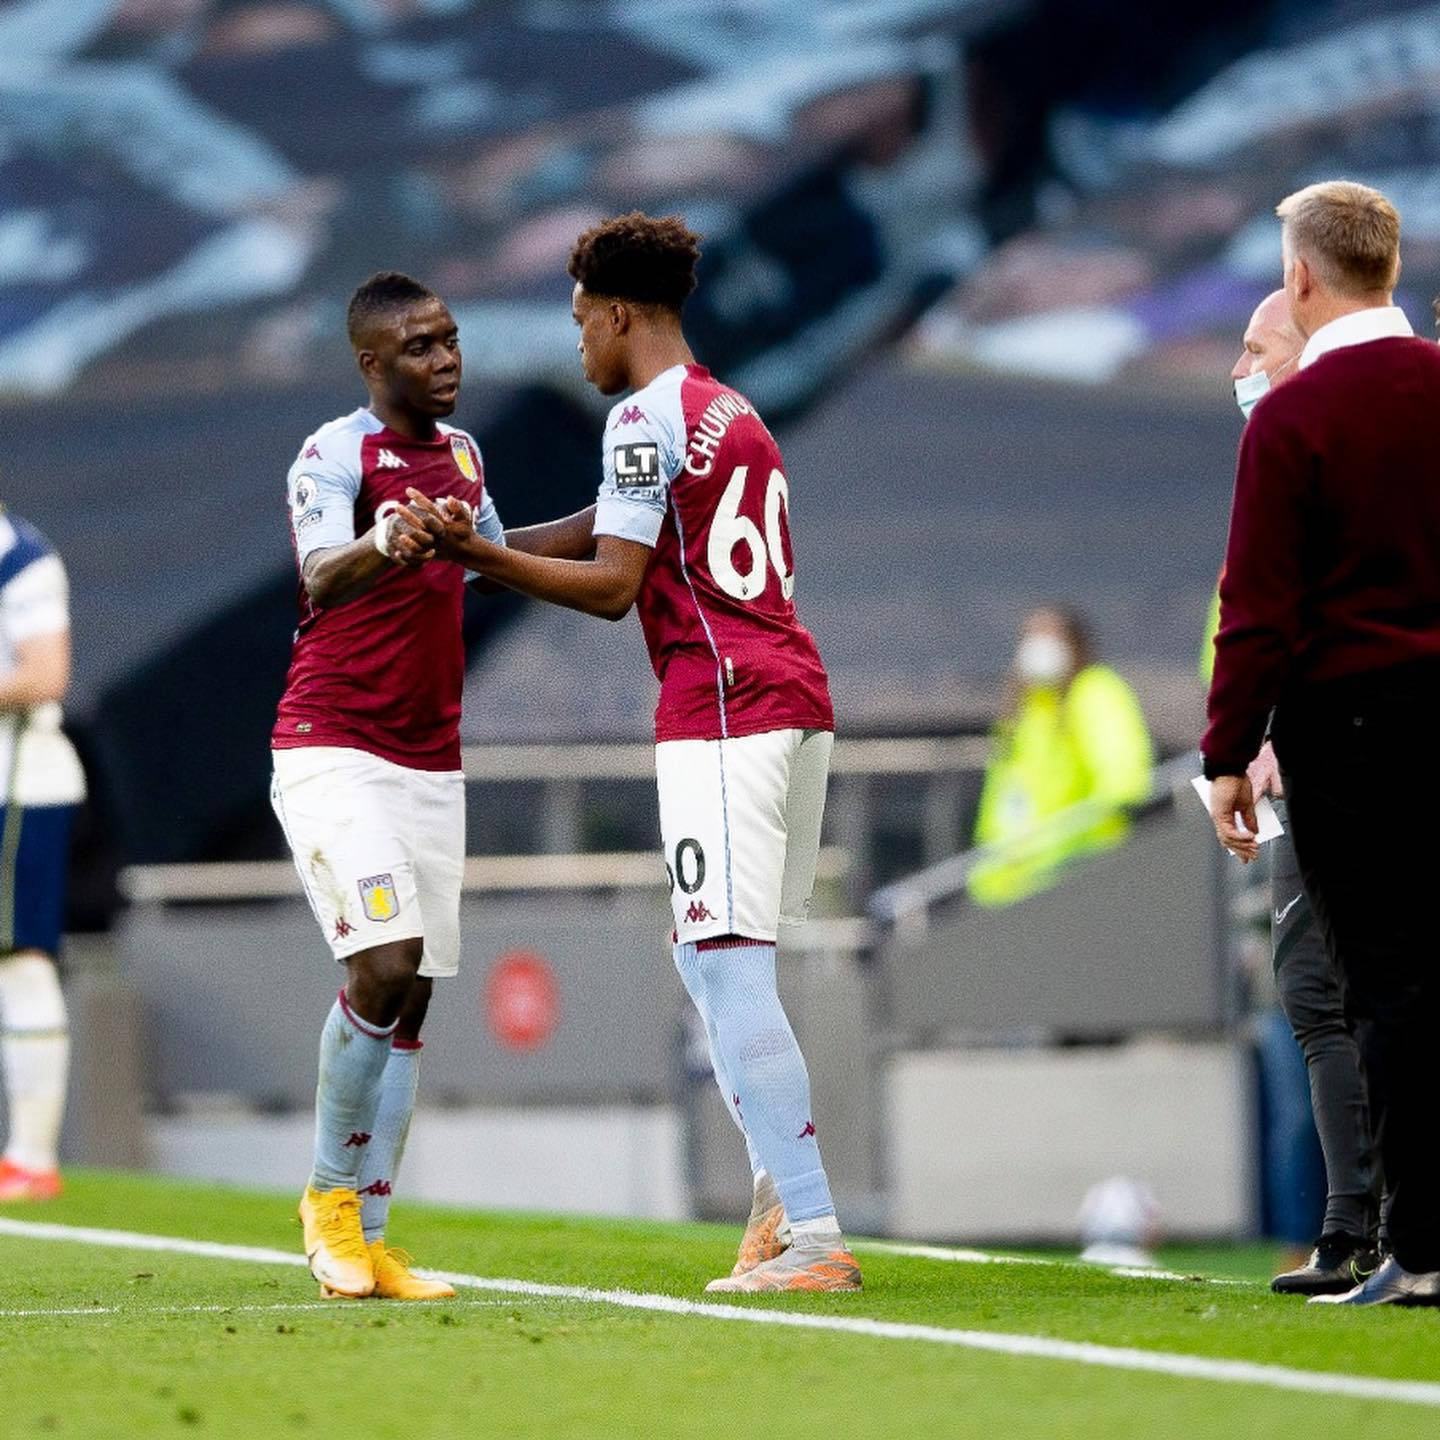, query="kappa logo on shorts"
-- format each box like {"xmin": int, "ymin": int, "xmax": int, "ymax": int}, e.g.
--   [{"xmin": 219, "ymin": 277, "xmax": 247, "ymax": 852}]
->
[
  {"xmin": 333, "ymin": 916, "xmax": 354, "ymax": 939},
  {"xmin": 358, "ymin": 873, "xmax": 399, "ymax": 923},
  {"xmin": 684, "ymin": 900, "xmax": 717, "ymax": 924},
  {"xmin": 613, "ymin": 442, "xmax": 660, "ymax": 490}
]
